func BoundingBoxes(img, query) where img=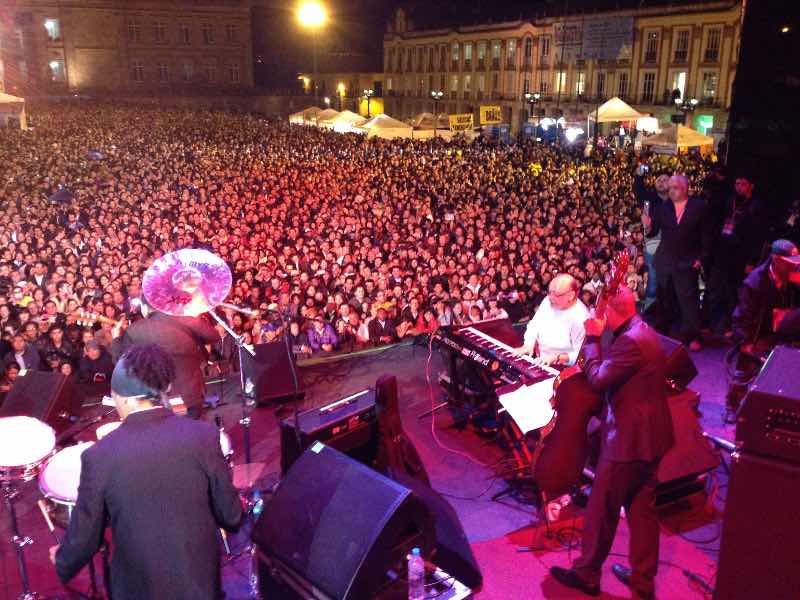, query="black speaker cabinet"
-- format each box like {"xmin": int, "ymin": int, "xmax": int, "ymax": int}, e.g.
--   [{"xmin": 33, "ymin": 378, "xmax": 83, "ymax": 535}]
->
[
  {"xmin": 0, "ymin": 371, "xmax": 78, "ymax": 434},
  {"xmin": 715, "ymin": 452, "xmax": 800, "ymax": 600},
  {"xmin": 658, "ymin": 334, "xmax": 698, "ymax": 390},
  {"xmin": 241, "ymin": 340, "xmax": 304, "ymax": 404},
  {"xmin": 252, "ymin": 444, "xmax": 435, "ymax": 600}
]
